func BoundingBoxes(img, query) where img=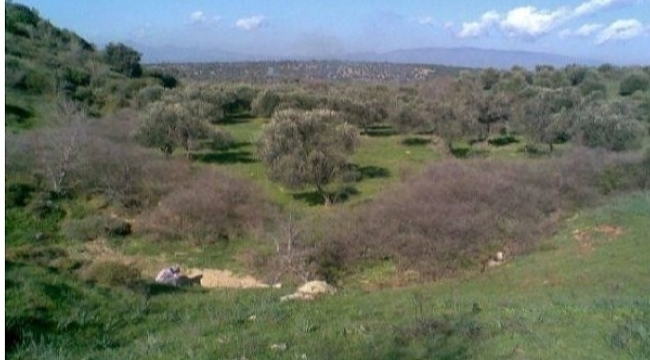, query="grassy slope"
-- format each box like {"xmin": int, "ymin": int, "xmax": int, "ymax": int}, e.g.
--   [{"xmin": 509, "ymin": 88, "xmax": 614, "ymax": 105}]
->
[
  {"xmin": 200, "ymin": 118, "xmax": 445, "ymax": 210},
  {"xmin": 9, "ymin": 192, "xmax": 649, "ymax": 359}
]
